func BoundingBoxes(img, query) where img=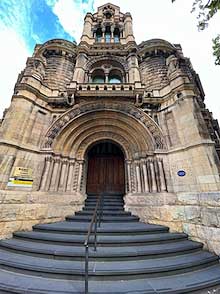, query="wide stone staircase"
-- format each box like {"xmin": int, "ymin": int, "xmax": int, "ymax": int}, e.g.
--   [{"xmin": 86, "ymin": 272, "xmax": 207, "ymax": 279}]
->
[{"xmin": 0, "ymin": 194, "xmax": 220, "ymax": 293}]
